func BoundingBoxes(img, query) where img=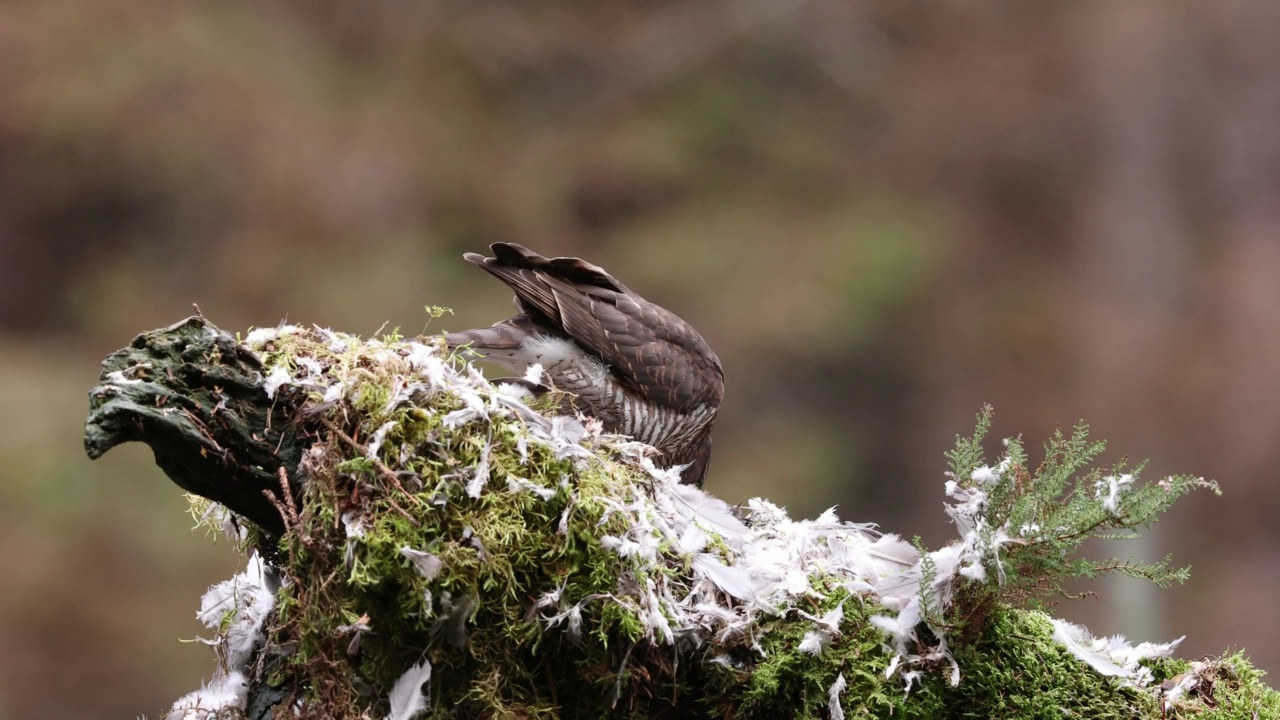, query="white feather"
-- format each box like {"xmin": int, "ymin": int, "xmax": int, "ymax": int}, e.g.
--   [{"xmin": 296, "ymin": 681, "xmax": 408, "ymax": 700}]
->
[
  {"xmin": 165, "ymin": 671, "xmax": 248, "ymax": 719},
  {"xmin": 262, "ymin": 367, "xmax": 292, "ymax": 399},
  {"xmin": 385, "ymin": 660, "xmax": 433, "ymax": 720},
  {"xmin": 1049, "ymin": 619, "xmax": 1128, "ymax": 677},
  {"xmin": 692, "ymin": 553, "xmax": 756, "ymax": 601},
  {"xmin": 522, "ymin": 362, "xmax": 544, "ymax": 385},
  {"xmin": 828, "ymin": 673, "xmax": 848, "ymax": 720},
  {"xmin": 799, "ymin": 630, "xmax": 830, "ymax": 655},
  {"xmin": 399, "ymin": 547, "xmax": 443, "ymax": 581},
  {"xmin": 464, "ymin": 442, "xmax": 491, "ymax": 499},
  {"xmin": 367, "ymin": 421, "xmax": 398, "ymax": 458},
  {"xmin": 195, "ymin": 554, "xmax": 276, "ymax": 670}
]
